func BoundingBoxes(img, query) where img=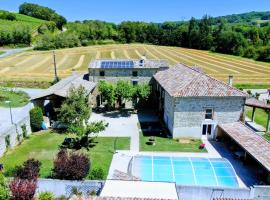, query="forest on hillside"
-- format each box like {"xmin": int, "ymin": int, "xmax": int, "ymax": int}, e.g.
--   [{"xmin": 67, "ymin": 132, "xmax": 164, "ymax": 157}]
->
[{"xmin": 0, "ymin": 3, "xmax": 269, "ymax": 62}]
